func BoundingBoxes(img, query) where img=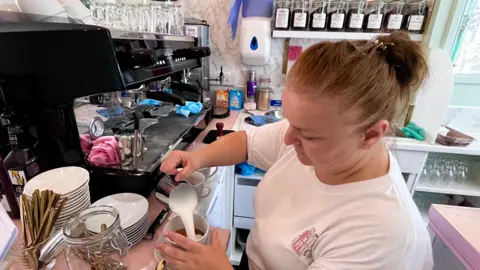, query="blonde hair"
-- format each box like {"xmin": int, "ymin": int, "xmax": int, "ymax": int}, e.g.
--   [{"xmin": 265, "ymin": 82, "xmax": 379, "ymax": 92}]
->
[{"xmin": 287, "ymin": 31, "xmax": 428, "ymax": 131}]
